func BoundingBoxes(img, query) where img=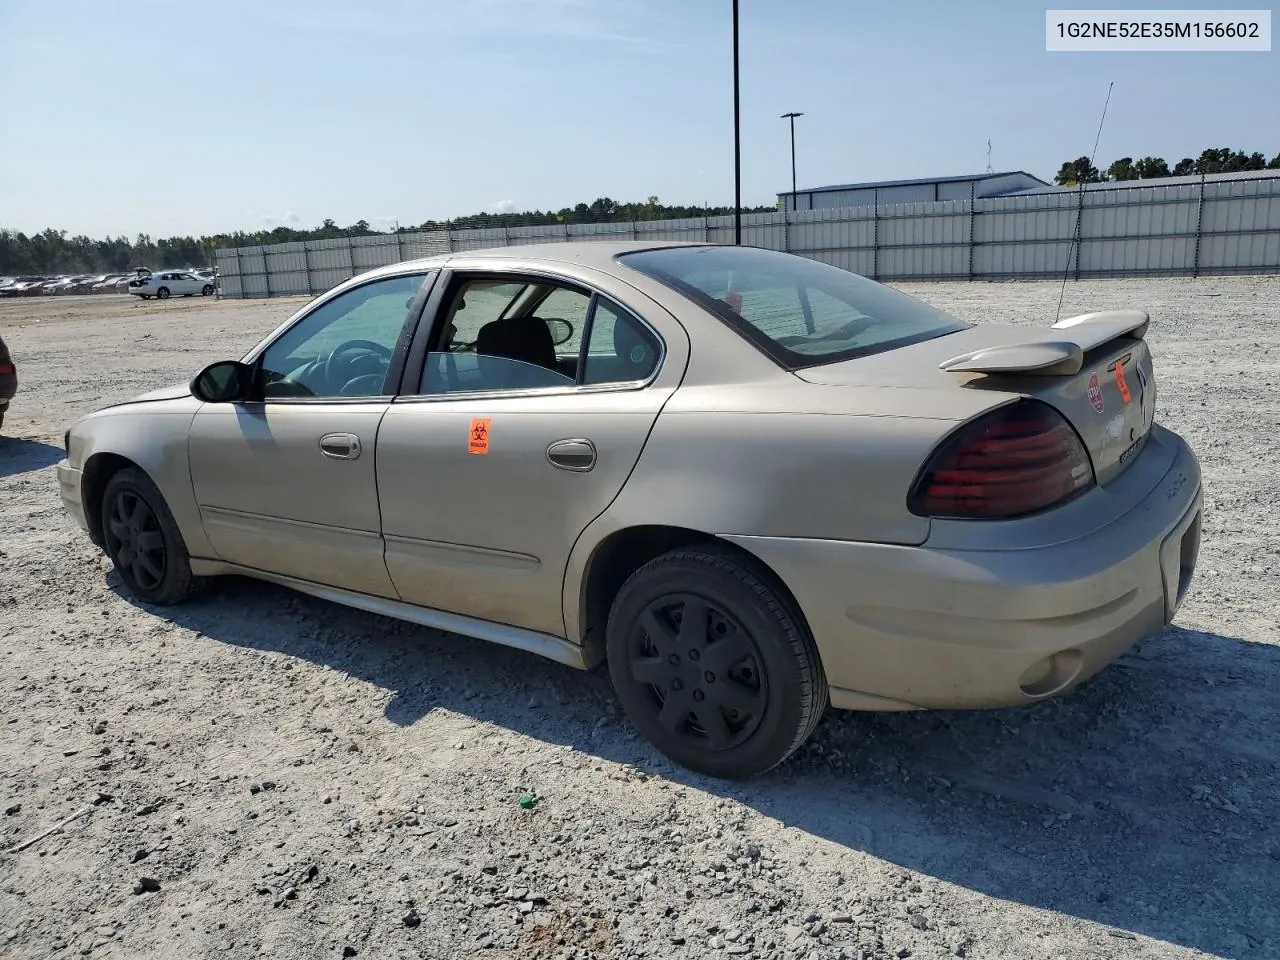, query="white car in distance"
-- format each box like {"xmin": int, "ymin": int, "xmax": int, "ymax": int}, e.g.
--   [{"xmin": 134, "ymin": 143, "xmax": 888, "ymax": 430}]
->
[{"xmin": 128, "ymin": 271, "xmax": 215, "ymax": 300}]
